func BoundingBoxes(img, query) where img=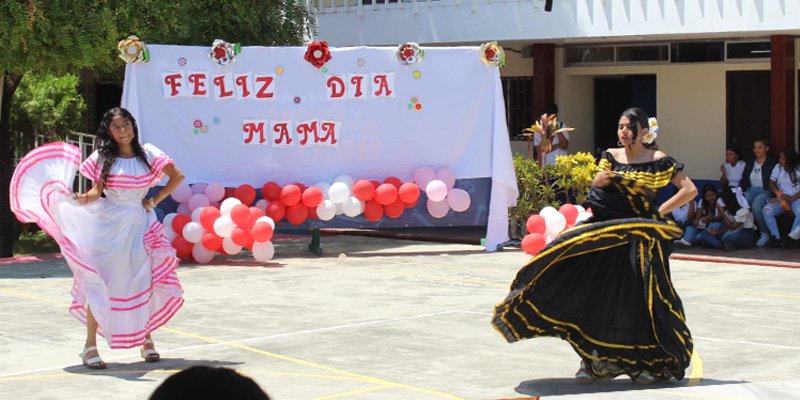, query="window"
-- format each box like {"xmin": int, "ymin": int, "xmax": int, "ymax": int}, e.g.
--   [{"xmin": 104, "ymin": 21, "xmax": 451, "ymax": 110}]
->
[
  {"xmin": 616, "ymin": 45, "xmax": 669, "ymax": 62},
  {"xmin": 565, "ymin": 47, "xmax": 614, "ymax": 65},
  {"xmin": 670, "ymin": 42, "xmax": 724, "ymax": 63},
  {"xmin": 727, "ymin": 41, "xmax": 771, "ymax": 59},
  {"xmin": 501, "ymin": 77, "xmax": 534, "ymax": 139}
]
